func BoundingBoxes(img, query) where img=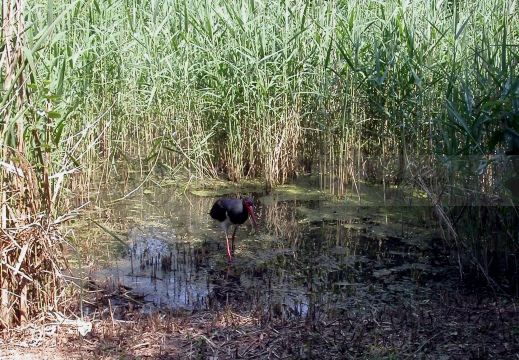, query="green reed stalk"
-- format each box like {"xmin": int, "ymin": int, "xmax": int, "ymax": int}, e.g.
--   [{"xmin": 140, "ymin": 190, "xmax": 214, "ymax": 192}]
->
[{"xmin": 19, "ymin": 0, "xmax": 517, "ymax": 198}]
